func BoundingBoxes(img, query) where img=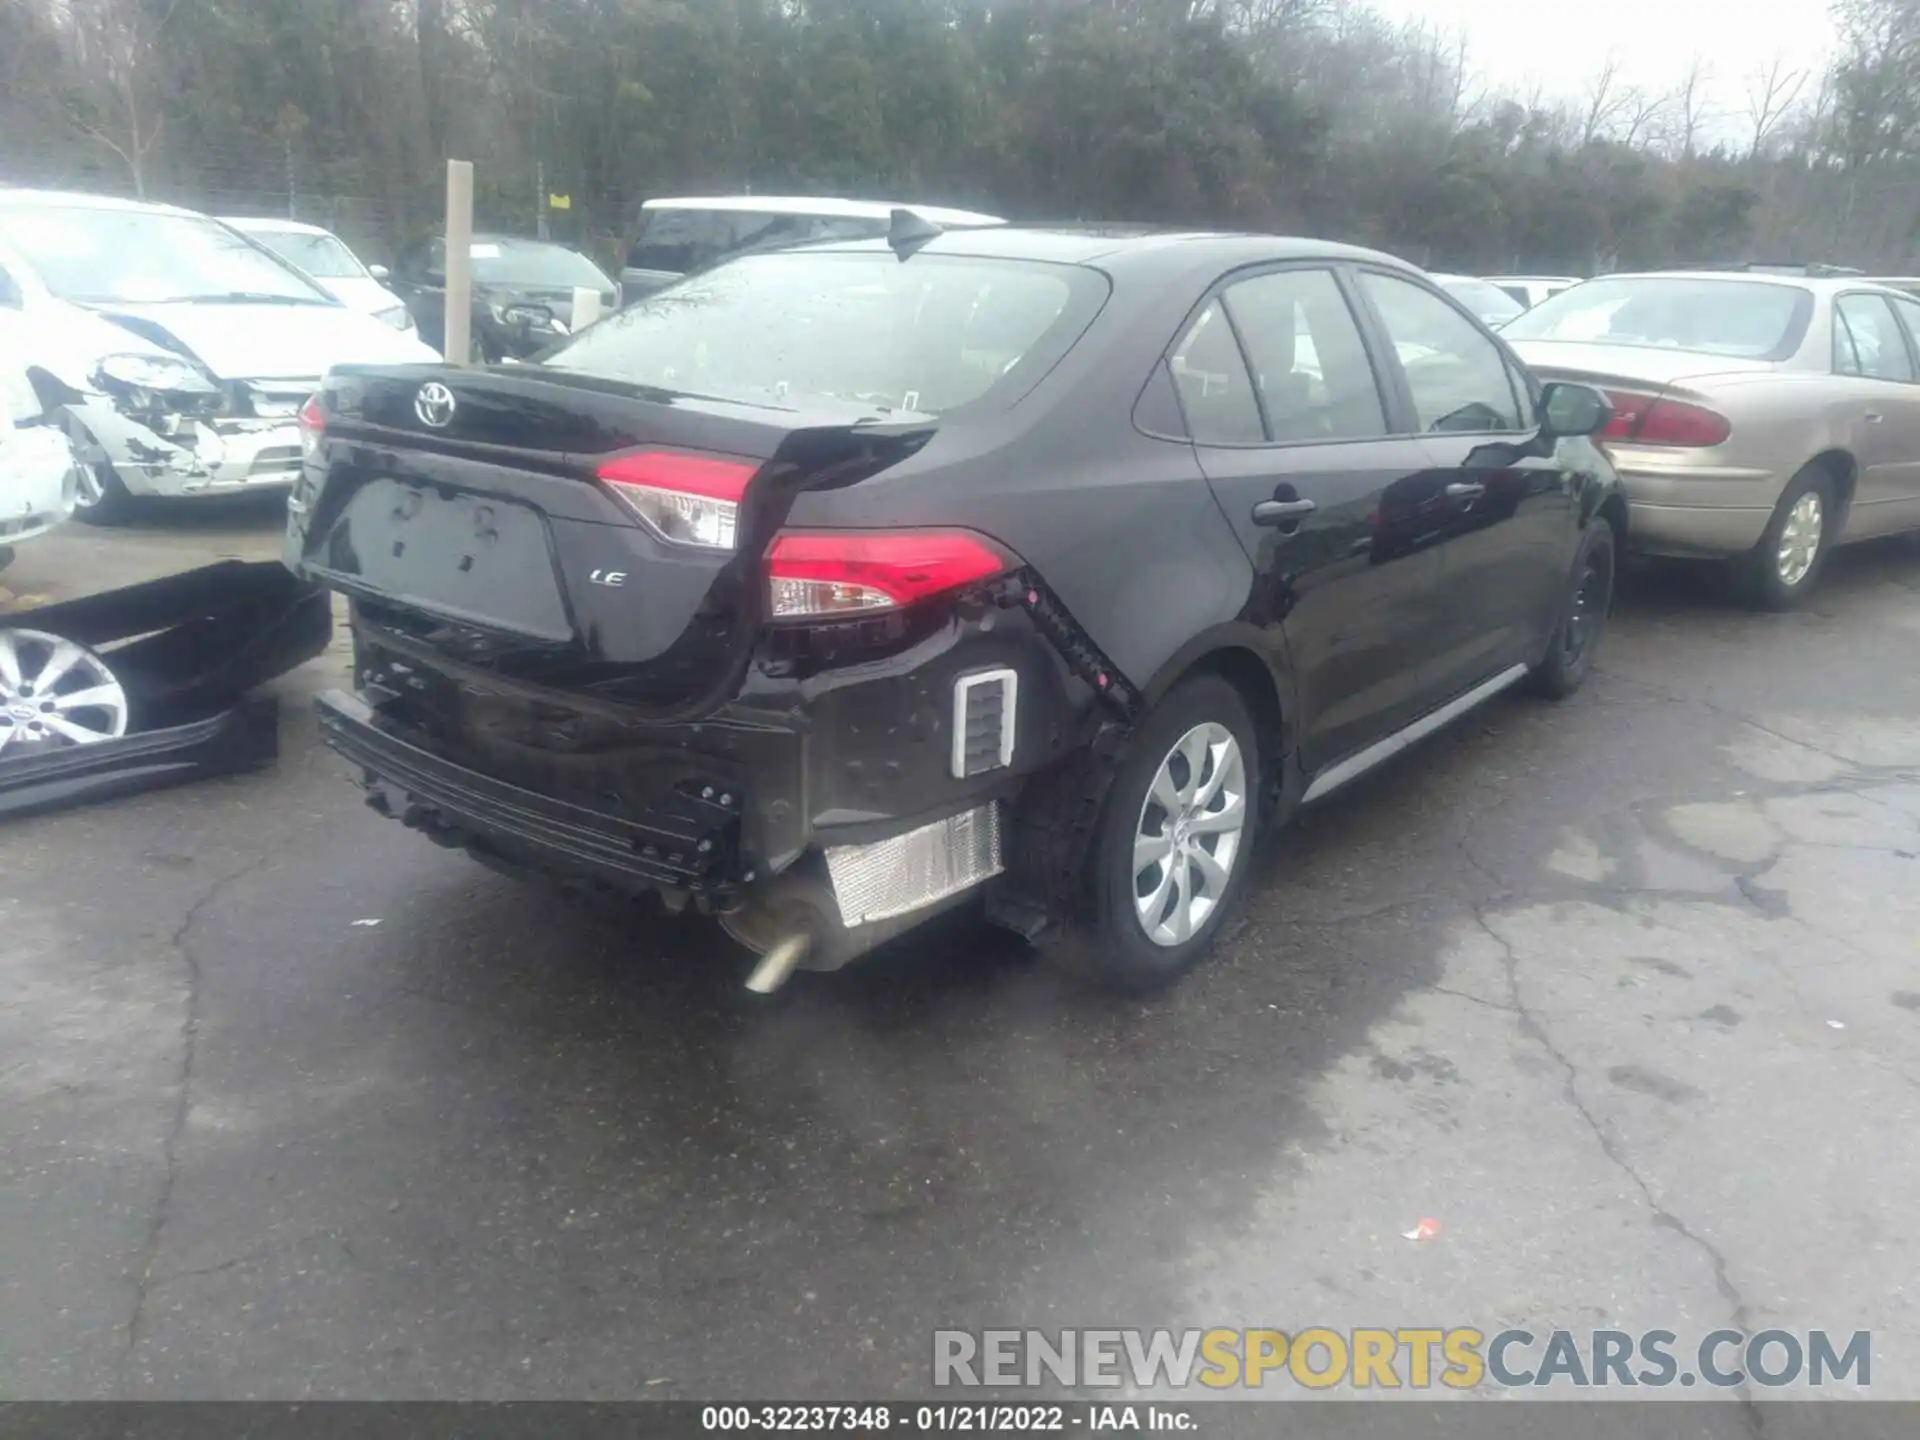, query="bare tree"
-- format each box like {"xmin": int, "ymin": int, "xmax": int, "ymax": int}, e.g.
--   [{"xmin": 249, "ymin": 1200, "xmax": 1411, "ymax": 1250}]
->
[
  {"xmin": 1745, "ymin": 52, "xmax": 1808, "ymax": 159},
  {"xmin": 1667, "ymin": 54, "xmax": 1715, "ymax": 157},
  {"xmin": 1618, "ymin": 86, "xmax": 1670, "ymax": 147},
  {"xmin": 64, "ymin": 0, "xmax": 179, "ymax": 197},
  {"xmin": 1579, "ymin": 51, "xmax": 1633, "ymax": 144}
]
